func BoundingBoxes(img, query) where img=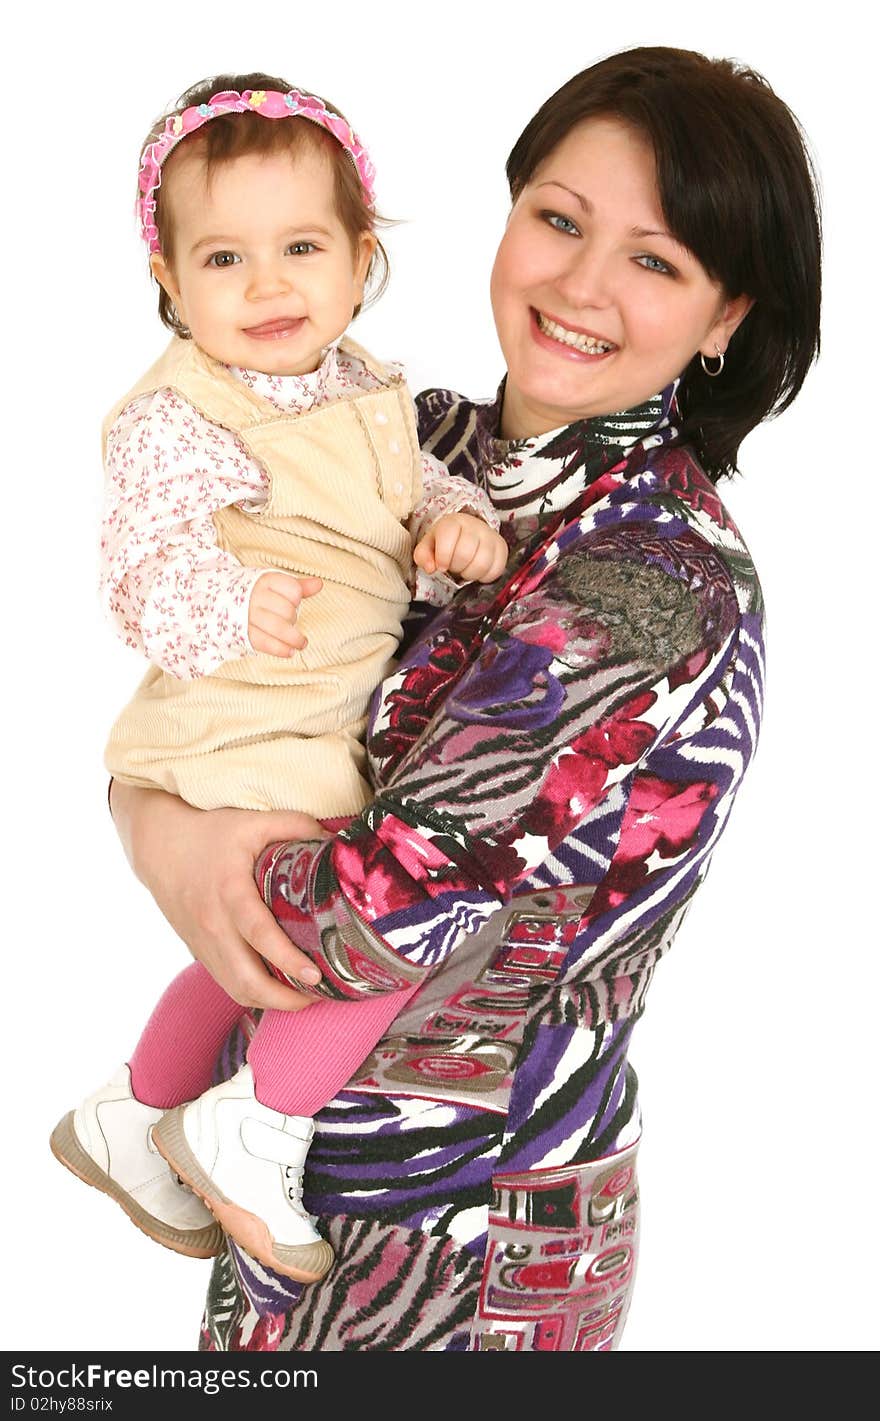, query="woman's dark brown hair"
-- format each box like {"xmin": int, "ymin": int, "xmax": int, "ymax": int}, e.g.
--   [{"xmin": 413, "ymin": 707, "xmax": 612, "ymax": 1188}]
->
[
  {"xmin": 140, "ymin": 71, "xmax": 389, "ymax": 336},
  {"xmin": 506, "ymin": 46, "xmax": 822, "ymax": 480}
]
